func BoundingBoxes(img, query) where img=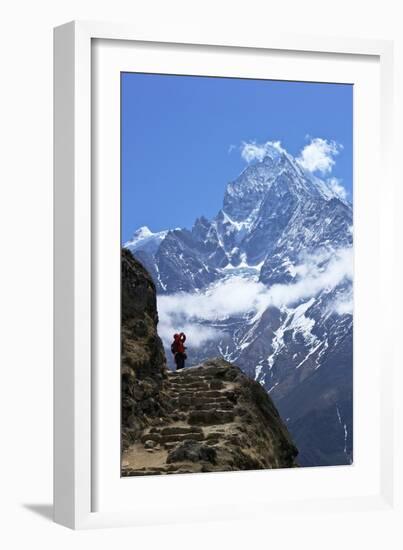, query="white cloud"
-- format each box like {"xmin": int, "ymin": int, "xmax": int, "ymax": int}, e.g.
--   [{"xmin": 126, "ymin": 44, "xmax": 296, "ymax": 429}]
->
[
  {"xmin": 240, "ymin": 140, "xmax": 285, "ymax": 163},
  {"xmin": 327, "ymin": 177, "xmax": 348, "ymax": 201},
  {"xmin": 158, "ymin": 247, "xmax": 353, "ymax": 347},
  {"xmin": 331, "ymin": 287, "xmax": 353, "ymax": 315},
  {"xmin": 297, "ymin": 138, "xmax": 342, "ymax": 175},
  {"xmin": 333, "ymin": 297, "xmax": 353, "ymax": 315}
]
